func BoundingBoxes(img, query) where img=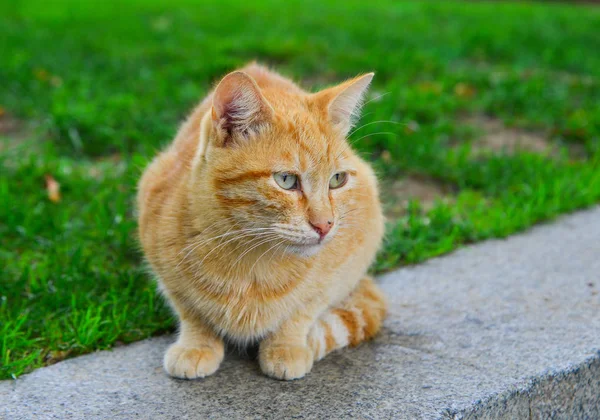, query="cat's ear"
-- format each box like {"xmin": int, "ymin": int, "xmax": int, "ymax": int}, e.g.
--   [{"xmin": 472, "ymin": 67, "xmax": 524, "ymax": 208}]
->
[
  {"xmin": 313, "ymin": 73, "xmax": 374, "ymax": 136},
  {"xmin": 211, "ymin": 71, "xmax": 274, "ymax": 146}
]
